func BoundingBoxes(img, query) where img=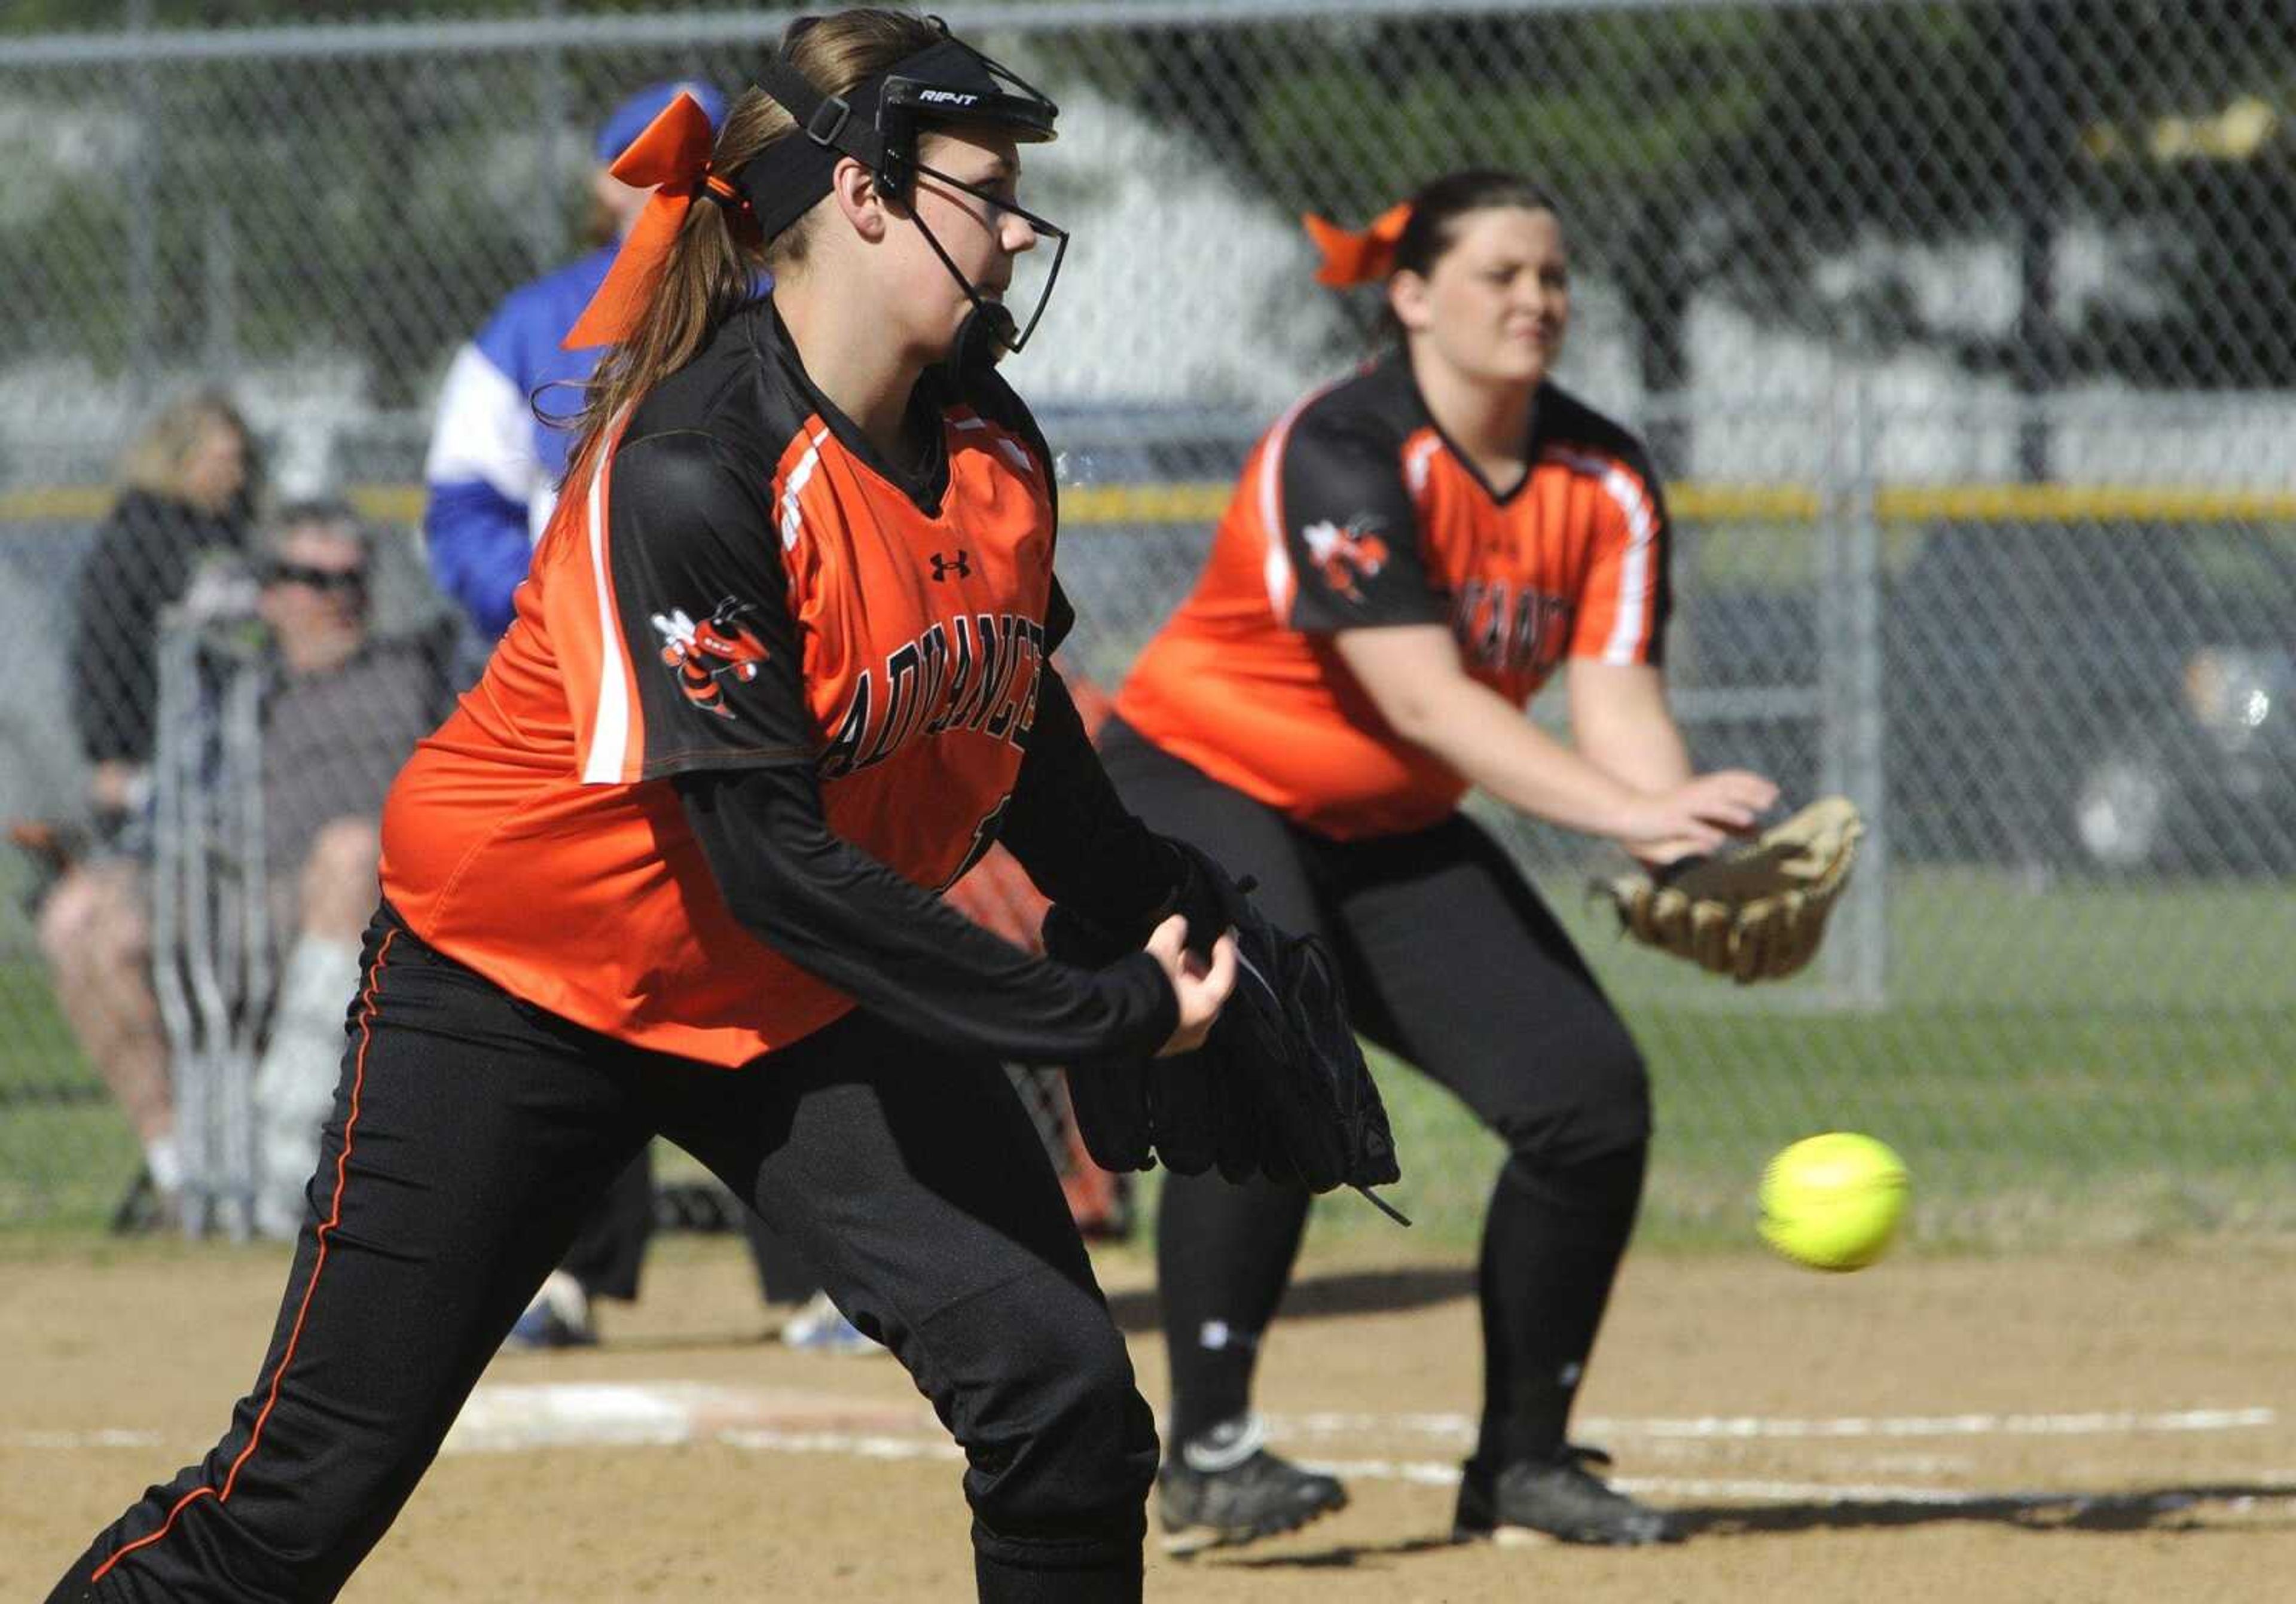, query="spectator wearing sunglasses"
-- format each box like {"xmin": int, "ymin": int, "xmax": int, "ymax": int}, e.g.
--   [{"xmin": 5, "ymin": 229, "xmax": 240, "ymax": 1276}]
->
[
  {"xmin": 245, "ymin": 503, "xmax": 459, "ymax": 1235},
  {"xmin": 37, "ymin": 501, "xmax": 456, "ymax": 1235}
]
